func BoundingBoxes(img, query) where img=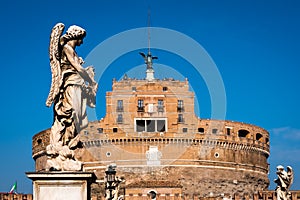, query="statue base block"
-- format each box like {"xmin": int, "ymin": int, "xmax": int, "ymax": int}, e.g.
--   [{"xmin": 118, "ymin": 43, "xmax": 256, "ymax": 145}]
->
[{"xmin": 26, "ymin": 171, "xmax": 96, "ymax": 200}]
